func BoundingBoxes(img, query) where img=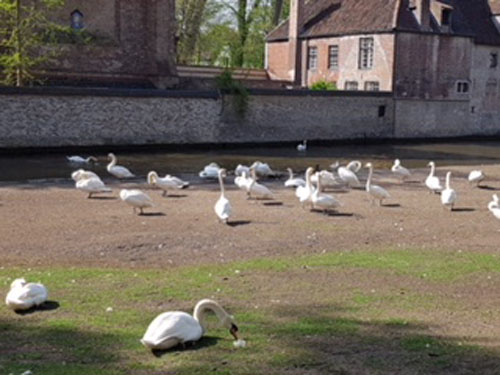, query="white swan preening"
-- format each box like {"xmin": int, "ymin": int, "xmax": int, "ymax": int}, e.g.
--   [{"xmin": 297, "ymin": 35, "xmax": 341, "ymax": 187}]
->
[
  {"xmin": 425, "ymin": 161, "xmax": 443, "ymax": 193},
  {"xmin": 215, "ymin": 169, "xmax": 232, "ymax": 224},
  {"xmin": 5, "ymin": 278, "xmax": 48, "ymax": 311},
  {"xmin": 107, "ymin": 153, "xmax": 135, "ymax": 179},
  {"xmin": 234, "ymin": 171, "xmax": 252, "ymax": 192},
  {"xmin": 311, "ymin": 172, "xmax": 342, "ymax": 213},
  {"xmin": 199, "ymin": 162, "xmax": 221, "ymax": 179},
  {"xmin": 296, "ymin": 167, "xmax": 314, "ymax": 208},
  {"xmin": 250, "ymin": 161, "xmax": 274, "ymax": 177},
  {"xmin": 297, "ymin": 140, "xmax": 307, "ymax": 152},
  {"xmin": 365, "ymin": 163, "xmax": 390, "ymax": 206},
  {"xmin": 66, "ymin": 155, "xmax": 97, "ymax": 164},
  {"xmin": 120, "ymin": 189, "xmax": 153, "ymax": 214},
  {"xmin": 234, "ymin": 164, "xmax": 250, "ymax": 177},
  {"xmin": 284, "ymin": 168, "xmax": 306, "ymax": 188},
  {"xmin": 441, "ymin": 171, "xmax": 457, "ymax": 210},
  {"xmin": 346, "ymin": 160, "xmax": 362, "ymax": 173},
  {"xmin": 147, "ymin": 171, "xmax": 189, "ymax": 197},
  {"xmin": 71, "ymin": 169, "xmax": 111, "ymax": 198},
  {"xmin": 71, "ymin": 169, "xmax": 100, "ymax": 182},
  {"xmin": 247, "ymin": 168, "xmax": 273, "ymax": 199},
  {"xmin": 391, "ymin": 159, "xmax": 411, "ymax": 180},
  {"xmin": 141, "ymin": 299, "xmax": 239, "ymax": 350},
  {"xmin": 310, "ymin": 169, "xmax": 337, "ymax": 190},
  {"xmin": 468, "ymin": 170, "xmax": 485, "ymax": 187},
  {"xmin": 488, "ymin": 194, "xmax": 500, "ymax": 219},
  {"xmin": 336, "ymin": 163, "xmax": 360, "ymax": 188}
]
